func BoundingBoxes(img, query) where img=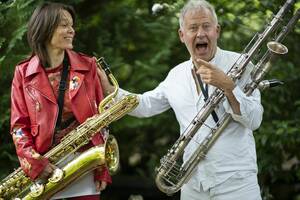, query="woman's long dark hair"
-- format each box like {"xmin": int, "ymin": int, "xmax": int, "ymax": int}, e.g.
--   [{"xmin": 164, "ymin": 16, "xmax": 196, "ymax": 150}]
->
[{"xmin": 27, "ymin": 2, "xmax": 75, "ymax": 67}]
